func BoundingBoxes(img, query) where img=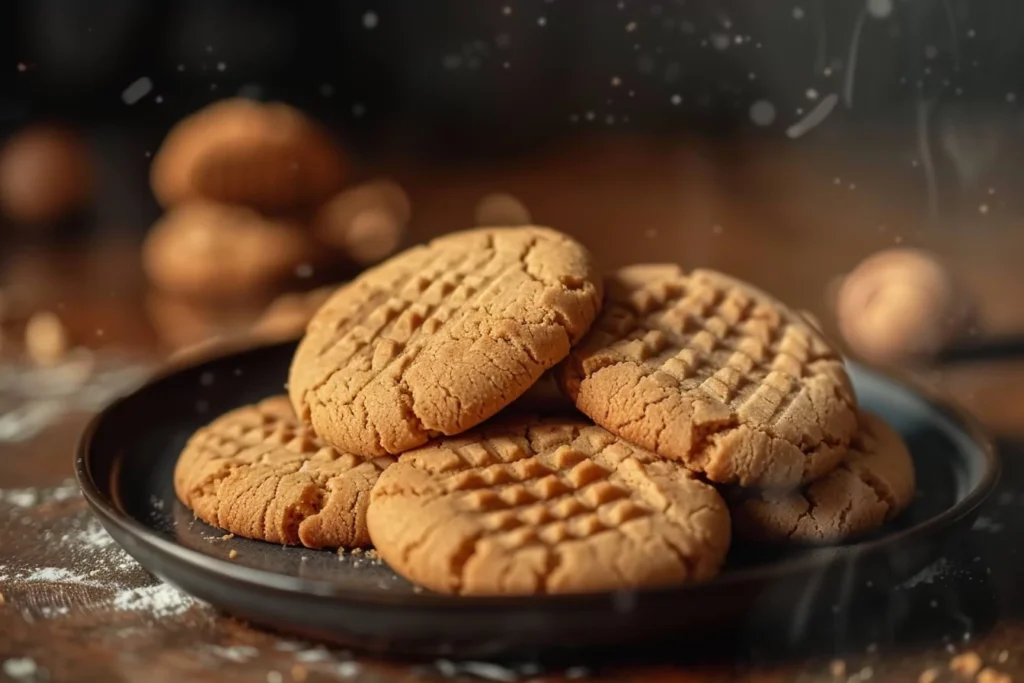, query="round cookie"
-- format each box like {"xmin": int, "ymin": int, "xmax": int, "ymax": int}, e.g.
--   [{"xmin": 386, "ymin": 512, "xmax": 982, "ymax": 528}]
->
[
  {"xmin": 174, "ymin": 396, "xmax": 393, "ymax": 548},
  {"xmin": 288, "ymin": 226, "xmax": 603, "ymax": 457},
  {"xmin": 251, "ymin": 285, "xmax": 340, "ymax": 342},
  {"xmin": 150, "ymin": 98, "xmax": 346, "ymax": 211},
  {"xmin": 0, "ymin": 125, "xmax": 93, "ymax": 225},
  {"xmin": 143, "ymin": 201, "xmax": 316, "ymax": 300},
  {"xmin": 730, "ymin": 413, "xmax": 916, "ymax": 544},
  {"xmin": 562, "ymin": 265, "xmax": 858, "ymax": 489},
  {"xmin": 313, "ymin": 179, "xmax": 411, "ymax": 264},
  {"xmin": 367, "ymin": 417, "xmax": 731, "ymax": 595}
]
